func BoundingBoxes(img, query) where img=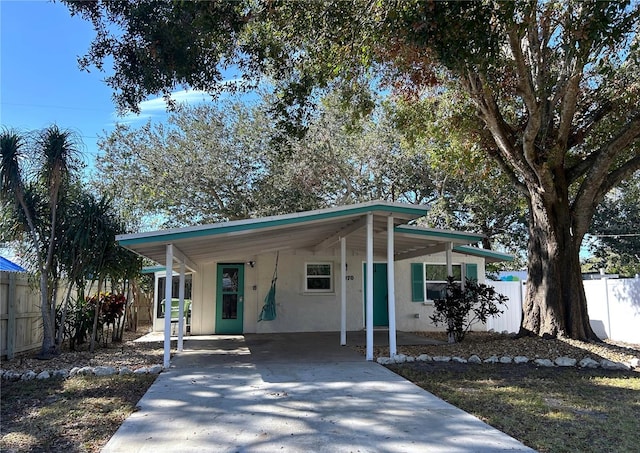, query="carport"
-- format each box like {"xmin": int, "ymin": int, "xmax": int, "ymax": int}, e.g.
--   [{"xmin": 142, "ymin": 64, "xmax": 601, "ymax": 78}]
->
[{"xmin": 117, "ymin": 201, "xmax": 491, "ymax": 367}]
